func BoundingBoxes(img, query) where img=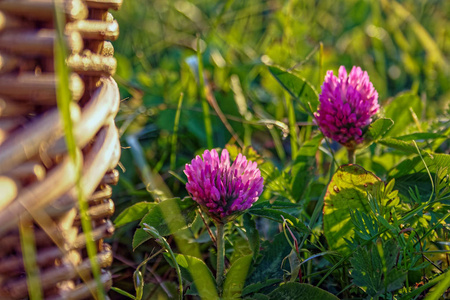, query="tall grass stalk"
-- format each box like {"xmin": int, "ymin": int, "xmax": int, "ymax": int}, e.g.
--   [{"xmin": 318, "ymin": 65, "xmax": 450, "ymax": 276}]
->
[
  {"xmin": 424, "ymin": 271, "xmax": 450, "ymax": 300},
  {"xmin": 170, "ymin": 93, "xmax": 184, "ymax": 171},
  {"xmin": 318, "ymin": 42, "xmax": 323, "ymax": 88},
  {"xmin": 285, "ymin": 93, "xmax": 298, "ymax": 159},
  {"xmin": 54, "ymin": 4, "xmax": 104, "ymax": 299},
  {"xmin": 19, "ymin": 218, "xmax": 43, "ymax": 300}
]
